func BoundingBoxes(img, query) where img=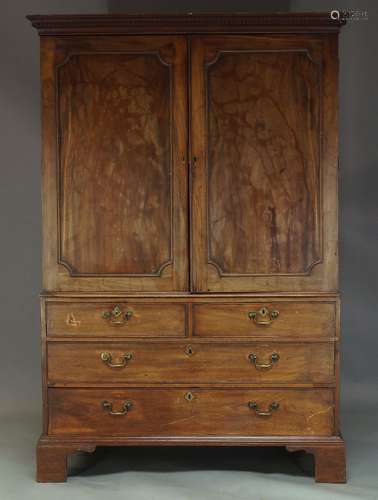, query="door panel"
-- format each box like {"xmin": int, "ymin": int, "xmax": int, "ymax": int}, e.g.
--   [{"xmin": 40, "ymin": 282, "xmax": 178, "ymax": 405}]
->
[
  {"xmin": 59, "ymin": 53, "xmax": 171, "ymax": 275},
  {"xmin": 41, "ymin": 36, "xmax": 188, "ymax": 291},
  {"xmin": 191, "ymin": 35, "xmax": 338, "ymax": 292}
]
